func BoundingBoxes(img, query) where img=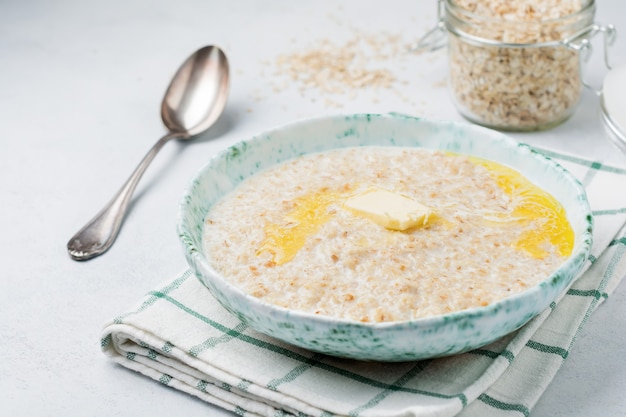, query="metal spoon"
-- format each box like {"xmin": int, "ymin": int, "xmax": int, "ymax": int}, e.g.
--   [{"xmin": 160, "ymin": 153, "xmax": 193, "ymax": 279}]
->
[{"xmin": 67, "ymin": 45, "xmax": 230, "ymax": 261}]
